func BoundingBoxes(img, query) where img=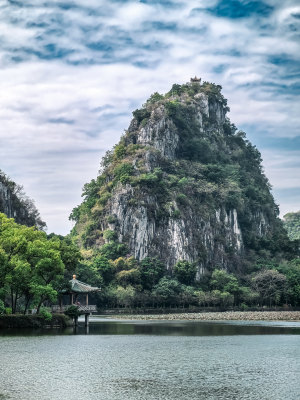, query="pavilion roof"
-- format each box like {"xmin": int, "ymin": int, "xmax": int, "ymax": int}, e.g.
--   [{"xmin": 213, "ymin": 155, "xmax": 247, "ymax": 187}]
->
[{"xmin": 67, "ymin": 276, "xmax": 101, "ymax": 294}]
